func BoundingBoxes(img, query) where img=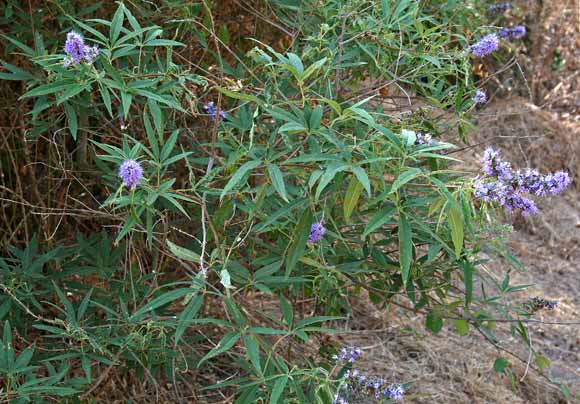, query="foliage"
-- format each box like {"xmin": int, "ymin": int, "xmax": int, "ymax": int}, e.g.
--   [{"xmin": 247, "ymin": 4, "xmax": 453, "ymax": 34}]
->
[{"xmin": 0, "ymin": 0, "xmax": 572, "ymax": 402}]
